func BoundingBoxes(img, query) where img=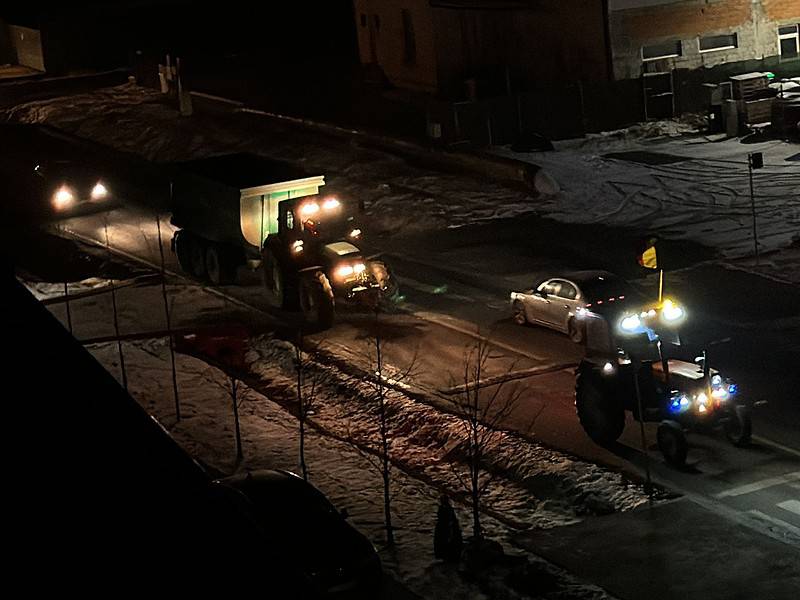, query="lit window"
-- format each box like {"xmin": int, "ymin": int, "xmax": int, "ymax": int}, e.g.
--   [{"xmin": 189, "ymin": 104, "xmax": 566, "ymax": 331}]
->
[
  {"xmin": 699, "ymin": 33, "xmax": 738, "ymax": 53},
  {"xmin": 778, "ymin": 24, "xmax": 799, "ymax": 60},
  {"xmin": 642, "ymin": 40, "xmax": 682, "ymax": 61}
]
